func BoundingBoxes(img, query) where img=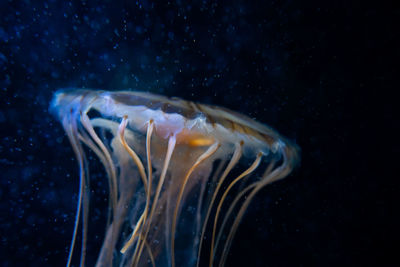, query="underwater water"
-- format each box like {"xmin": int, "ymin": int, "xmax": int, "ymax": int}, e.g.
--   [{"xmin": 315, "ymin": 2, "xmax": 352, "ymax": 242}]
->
[{"xmin": 0, "ymin": 0, "xmax": 397, "ymax": 266}]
